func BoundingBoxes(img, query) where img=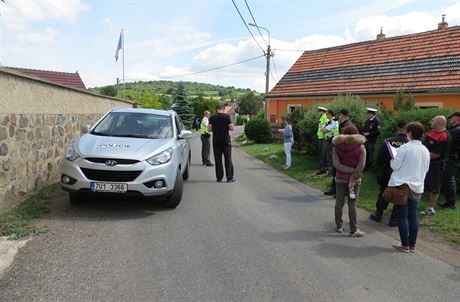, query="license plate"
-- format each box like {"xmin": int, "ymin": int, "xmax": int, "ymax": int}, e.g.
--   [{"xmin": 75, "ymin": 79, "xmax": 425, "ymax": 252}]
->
[{"xmin": 90, "ymin": 182, "xmax": 128, "ymax": 193}]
